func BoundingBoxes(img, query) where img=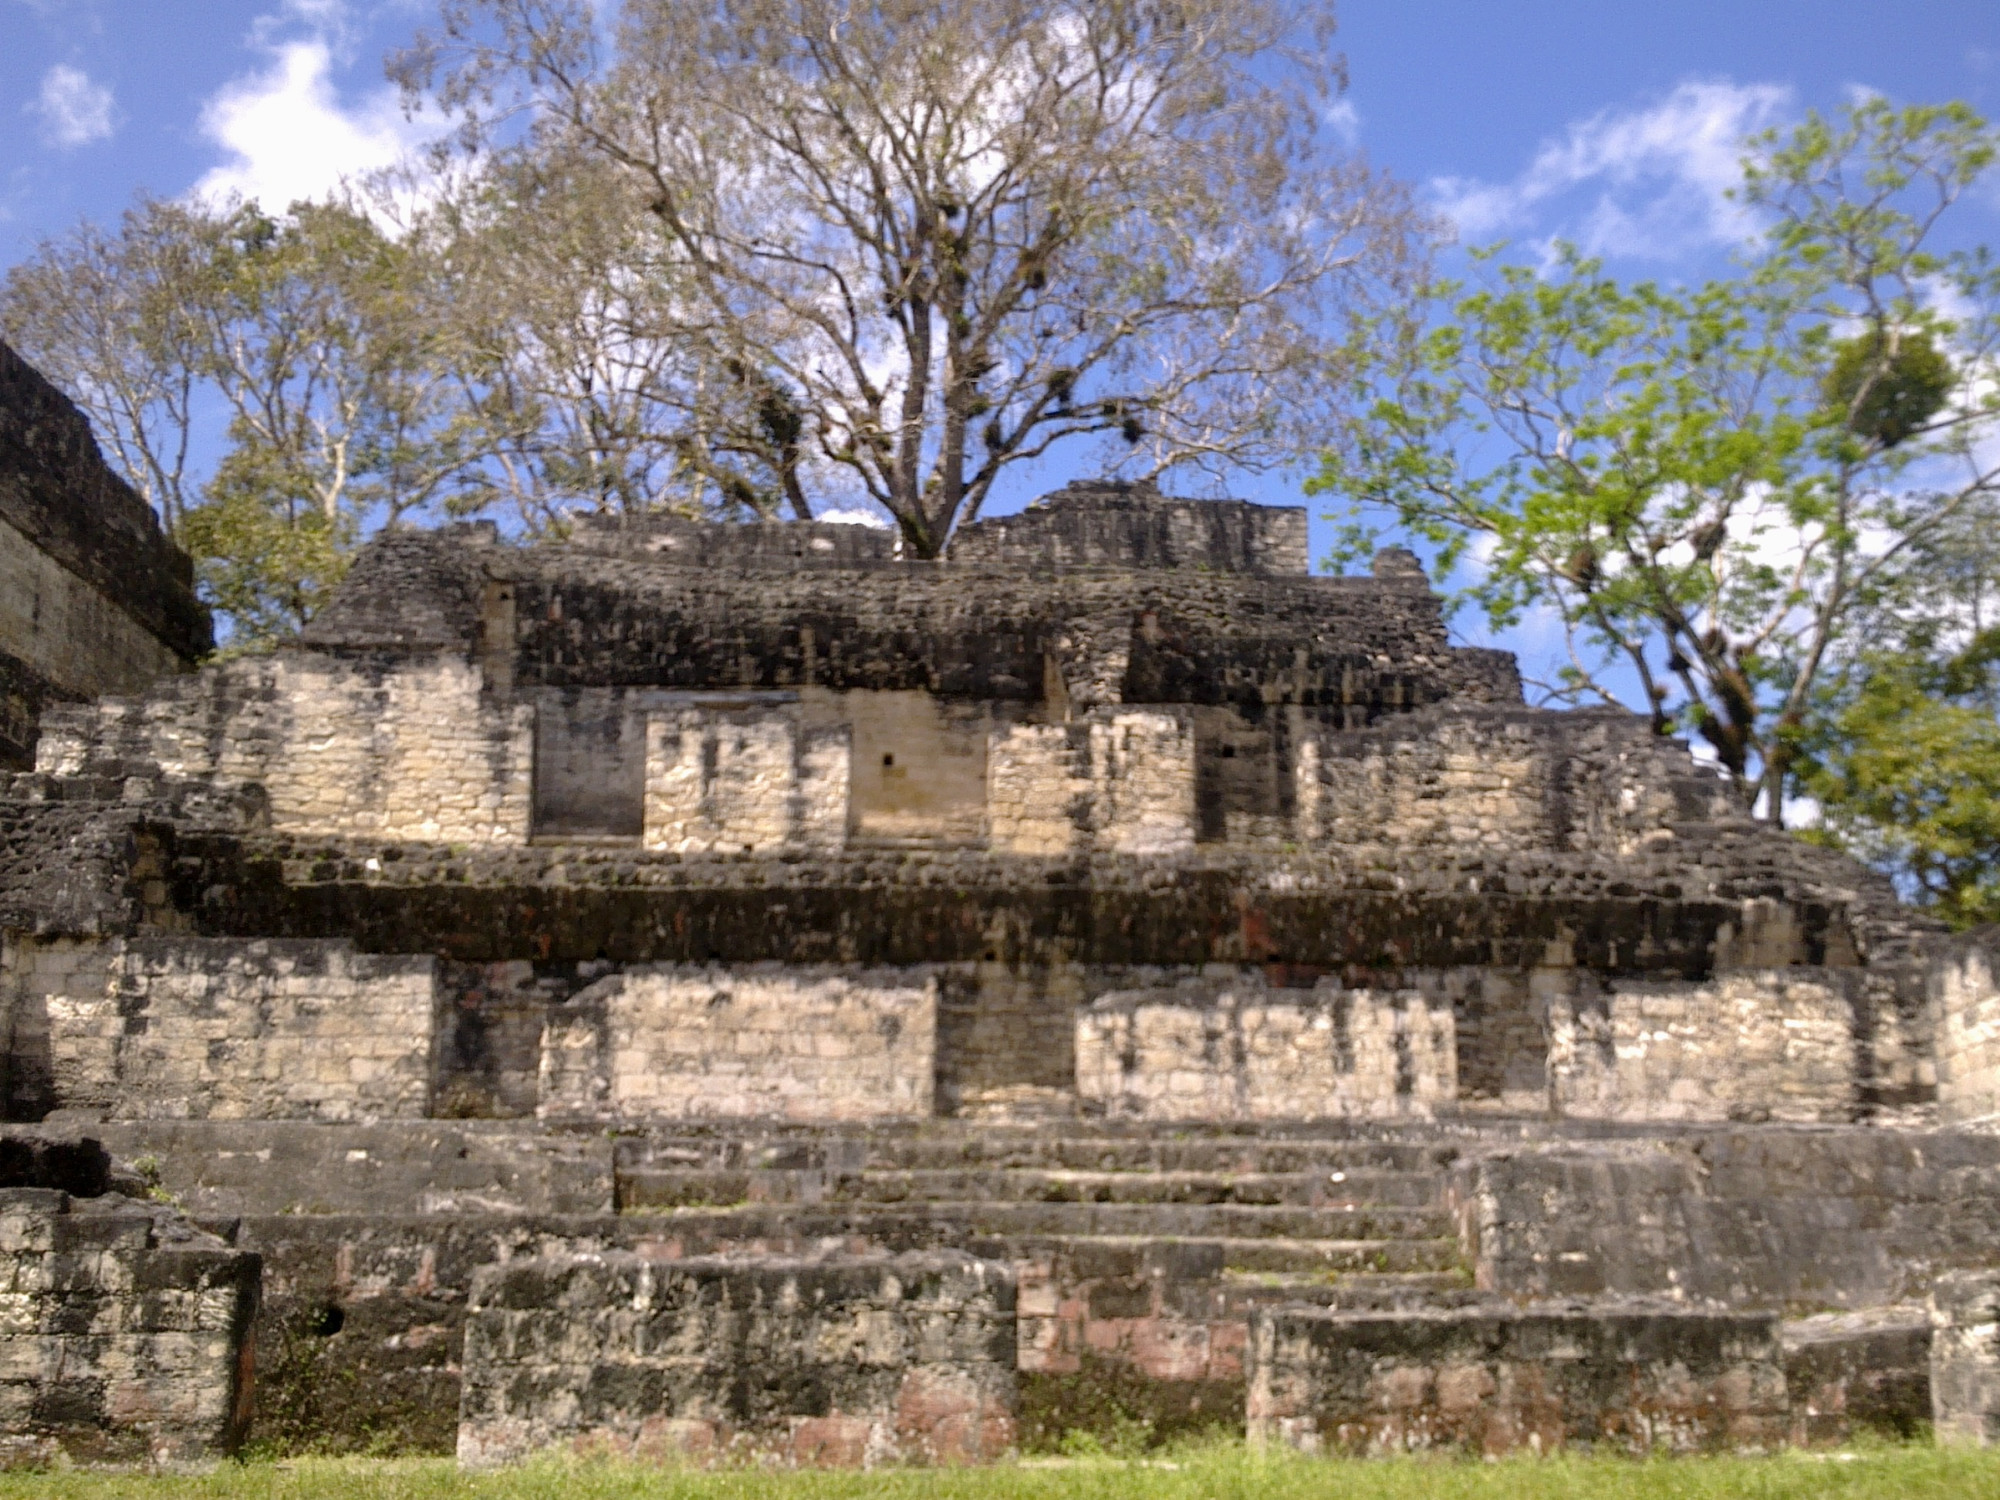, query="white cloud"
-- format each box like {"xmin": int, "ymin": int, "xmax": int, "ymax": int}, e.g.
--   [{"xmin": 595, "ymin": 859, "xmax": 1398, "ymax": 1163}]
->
[
  {"xmin": 1430, "ymin": 80, "xmax": 1793, "ymax": 258},
  {"xmin": 191, "ymin": 38, "xmax": 426, "ymax": 209},
  {"xmin": 31, "ymin": 64, "xmax": 114, "ymax": 148},
  {"xmin": 1322, "ymin": 97, "xmax": 1361, "ymax": 147},
  {"xmin": 816, "ymin": 507, "xmax": 893, "ymax": 528}
]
